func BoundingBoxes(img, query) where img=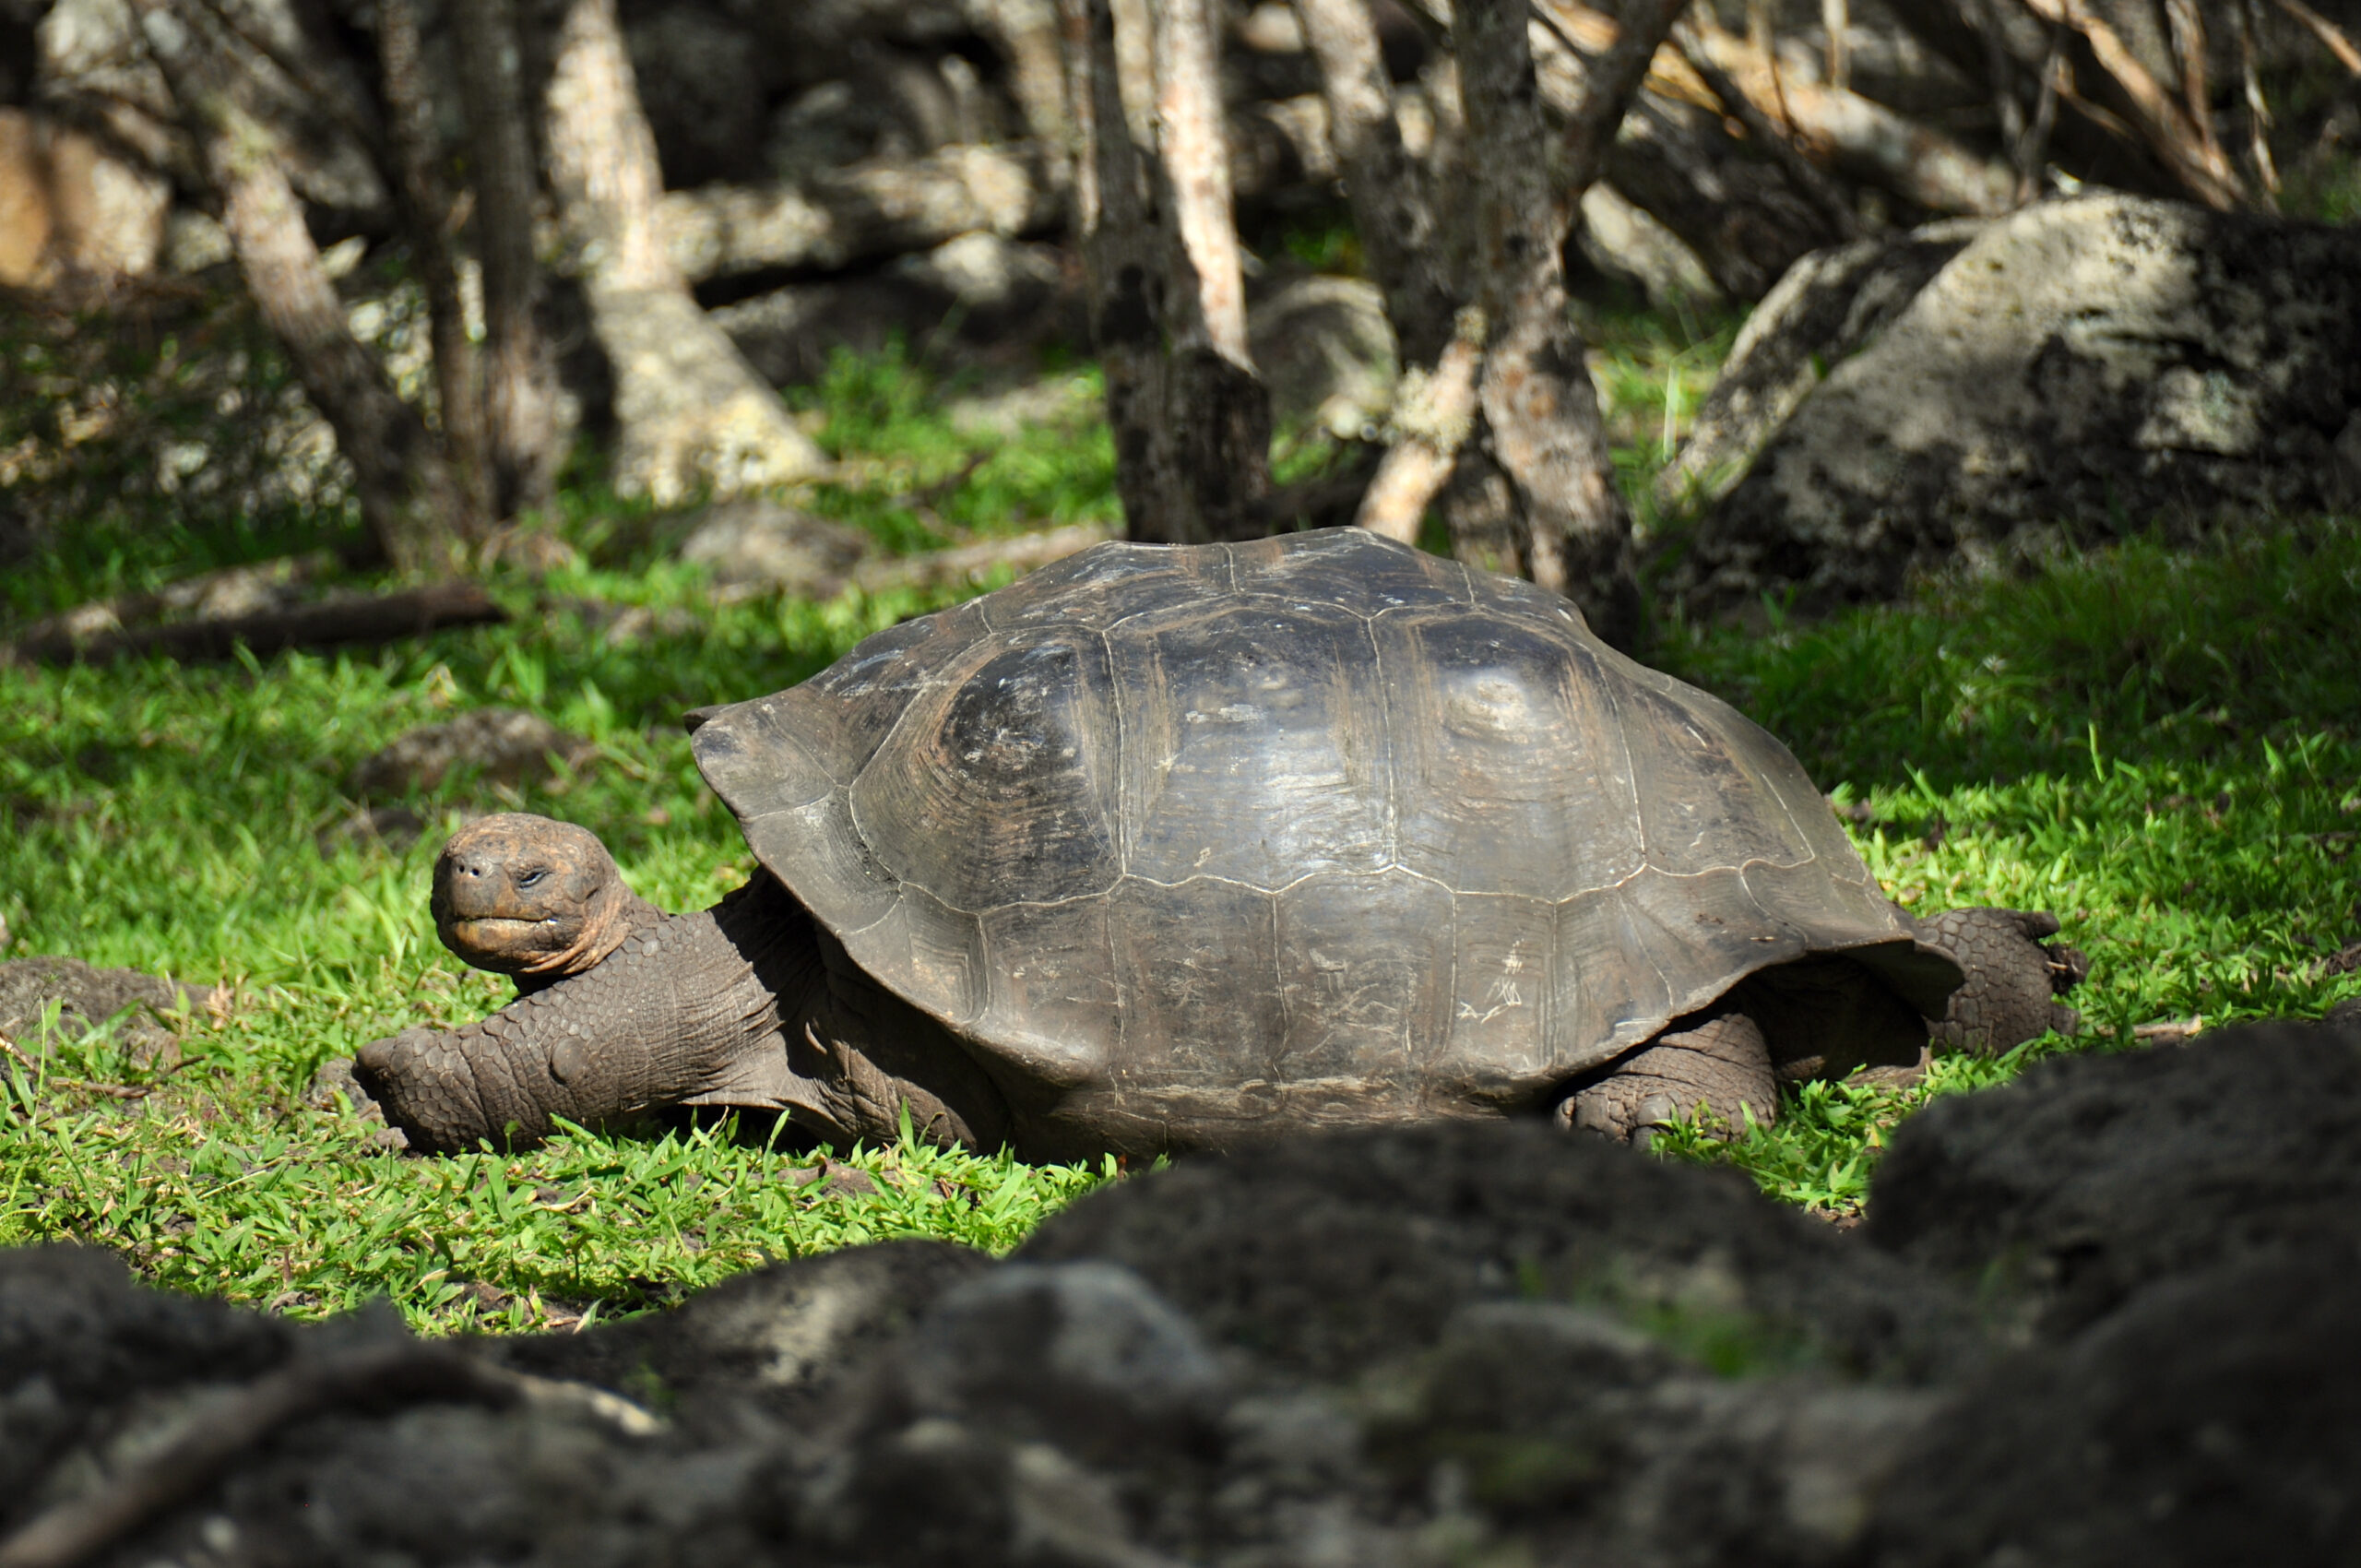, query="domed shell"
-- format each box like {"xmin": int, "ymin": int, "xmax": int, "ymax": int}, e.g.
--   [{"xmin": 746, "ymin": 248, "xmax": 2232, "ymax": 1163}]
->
[{"xmin": 692, "ymin": 529, "xmax": 1952, "ymax": 1147}]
